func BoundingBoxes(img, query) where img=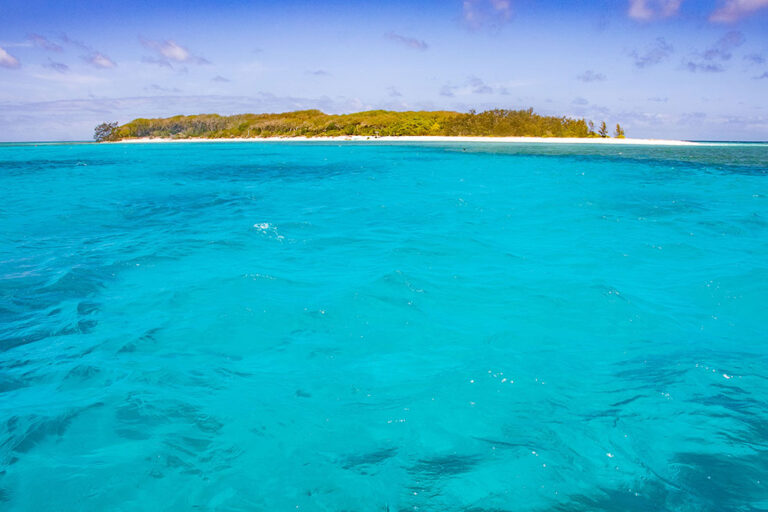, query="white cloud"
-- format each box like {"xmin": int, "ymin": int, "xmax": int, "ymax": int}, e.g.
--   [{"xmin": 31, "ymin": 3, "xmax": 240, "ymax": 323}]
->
[
  {"xmin": 84, "ymin": 52, "xmax": 116, "ymax": 69},
  {"xmin": 44, "ymin": 59, "xmax": 69, "ymax": 73},
  {"xmin": 0, "ymin": 46, "xmax": 21, "ymax": 68},
  {"xmin": 28, "ymin": 34, "xmax": 62, "ymax": 52},
  {"xmin": 462, "ymin": 0, "xmax": 513, "ymax": 29},
  {"xmin": 744, "ymin": 53, "xmax": 765, "ymax": 64},
  {"xmin": 440, "ymin": 76, "xmax": 524, "ymax": 97},
  {"xmin": 387, "ymin": 86, "xmax": 402, "ymax": 97},
  {"xmin": 440, "ymin": 84, "xmax": 456, "ymax": 97},
  {"xmin": 141, "ymin": 39, "xmax": 209, "ymax": 66},
  {"xmin": 29, "ymin": 71, "xmax": 106, "ymax": 85},
  {"xmin": 467, "ymin": 76, "xmax": 493, "ymax": 94},
  {"xmin": 146, "ymin": 84, "xmax": 182, "ymax": 93},
  {"xmin": 577, "ymin": 70, "xmax": 607, "ymax": 82},
  {"xmin": 628, "ymin": 0, "xmax": 682, "ymax": 20},
  {"xmin": 142, "ymin": 56, "xmax": 173, "ymax": 69},
  {"xmin": 58, "ymin": 34, "xmax": 117, "ymax": 69},
  {"xmin": 710, "ymin": 0, "xmax": 768, "ymax": 22},
  {"xmin": 683, "ymin": 31, "xmax": 745, "ymax": 72},
  {"xmin": 630, "ymin": 38, "xmax": 674, "ymax": 68},
  {"xmin": 60, "ymin": 34, "xmax": 92, "ymax": 51},
  {"xmin": 384, "ymin": 32, "xmax": 428, "ymax": 50}
]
